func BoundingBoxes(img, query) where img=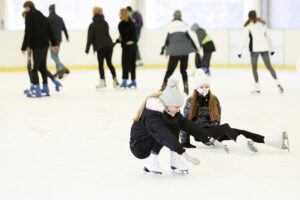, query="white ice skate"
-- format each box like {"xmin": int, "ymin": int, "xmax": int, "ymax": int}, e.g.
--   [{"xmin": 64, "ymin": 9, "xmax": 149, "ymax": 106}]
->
[
  {"xmin": 113, "ymin": 78, "xmax": 119, "ymax": 88},
  {"xmin": 265, "ymin": 131, "xmax": 290, "ymax": 151},
  {"xmin": 236, "ymin": 135, "xmax": 258, "ymax": 153},
  {"xmin": 170, "ymin": 151, "xmax": 189, "ymax": 174},
  {"xmin": 143, "ymin": 153, "xmax": 162, "ymax": 175},
  {"xmin": 212, "ymin": 139, "xmax": 230, "ymax": 154},
  {"xmin": 251, "ymin": 83, "xmax": 261, "ymax": 95},
  {"xmin": 96, "ymin": 79, "xmax": 106, "ymax": 89}
]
